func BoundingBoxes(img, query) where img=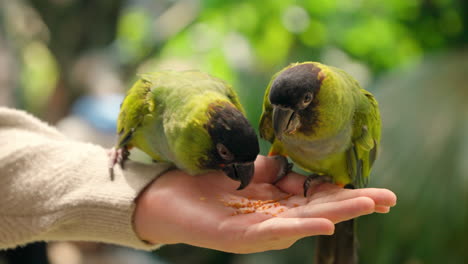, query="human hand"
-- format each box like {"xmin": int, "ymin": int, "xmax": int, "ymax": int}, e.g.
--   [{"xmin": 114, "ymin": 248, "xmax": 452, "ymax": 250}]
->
[{"xmin": 134, "ymin": 155, "xmax": 396, "ymax": 253}]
